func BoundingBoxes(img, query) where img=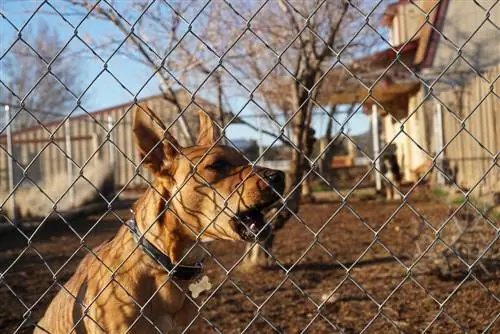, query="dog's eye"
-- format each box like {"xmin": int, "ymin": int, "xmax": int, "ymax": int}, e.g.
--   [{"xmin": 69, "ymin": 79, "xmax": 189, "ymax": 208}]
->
[{"xmin": 208, "ymin": 160, "xmax": 230, "ymax": 171}]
